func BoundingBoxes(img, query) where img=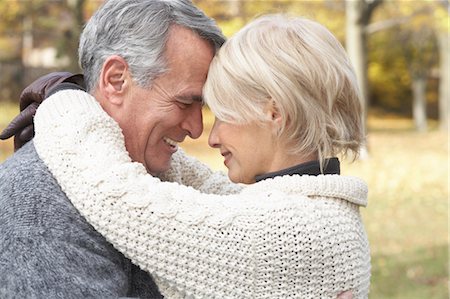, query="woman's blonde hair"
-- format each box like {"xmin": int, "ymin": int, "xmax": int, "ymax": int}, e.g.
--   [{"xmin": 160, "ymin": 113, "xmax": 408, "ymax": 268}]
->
[{"xmin": 203, "ymin": 14, "xmax": 365, "ymax": 166}]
